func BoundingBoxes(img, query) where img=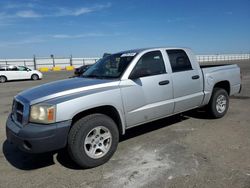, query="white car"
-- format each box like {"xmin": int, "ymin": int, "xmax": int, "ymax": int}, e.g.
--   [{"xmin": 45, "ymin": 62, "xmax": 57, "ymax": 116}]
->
[{"xmin": 0, "ymin": 65, "xmax": 43, "ymax": 83}]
